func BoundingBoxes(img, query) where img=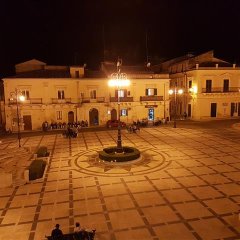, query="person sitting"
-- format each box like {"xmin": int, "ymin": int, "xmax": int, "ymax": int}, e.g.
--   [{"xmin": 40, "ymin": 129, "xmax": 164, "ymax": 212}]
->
[
  {"xmin": 74, "ymin": 222, "xmax": 85, "ymax": 240},
  {"xmin": 51, "ymin": 224, "xmax": 63, "ymax": 240},
  {"xmin": 132, "ymin": 124, "xmax": 137, "ymax": 133}
]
